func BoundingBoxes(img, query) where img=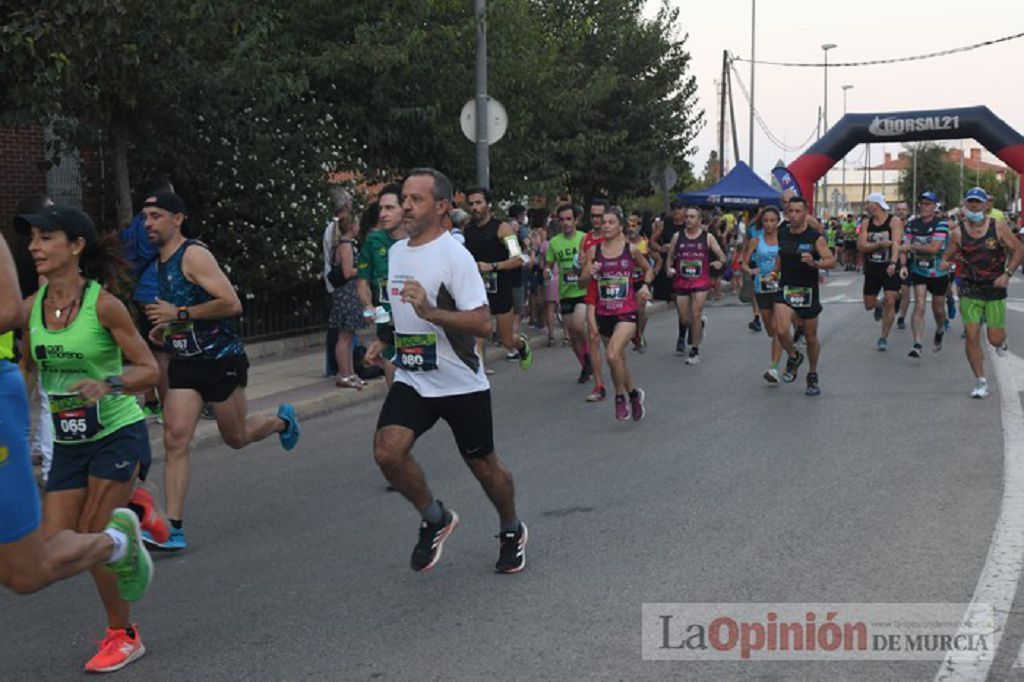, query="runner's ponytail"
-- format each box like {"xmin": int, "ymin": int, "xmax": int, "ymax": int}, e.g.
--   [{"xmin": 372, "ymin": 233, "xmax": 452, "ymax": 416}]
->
[{"xmin": 80, "ymin": 230, "xmax": 130, "ymax": 297}]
